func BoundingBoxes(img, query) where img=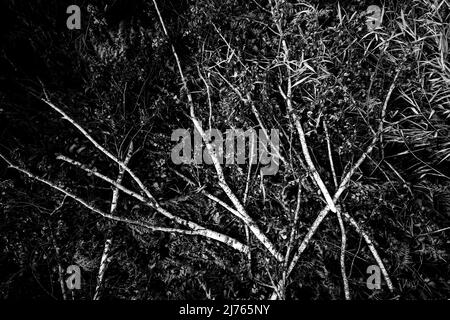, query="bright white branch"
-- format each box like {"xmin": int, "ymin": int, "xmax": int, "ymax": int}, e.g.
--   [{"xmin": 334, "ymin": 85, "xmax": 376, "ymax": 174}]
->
[{"xmin": 94, "ymin": 141, "xmax": 134, "ymax": 300}]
